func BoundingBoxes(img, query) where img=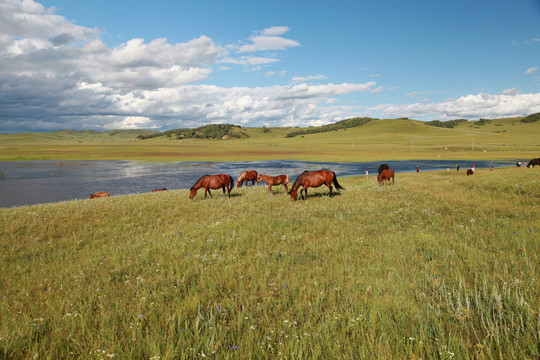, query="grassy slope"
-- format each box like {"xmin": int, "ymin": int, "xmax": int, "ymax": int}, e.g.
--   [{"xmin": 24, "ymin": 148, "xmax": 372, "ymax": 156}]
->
[
  {"xmin": 0, "ymin": 167, "xmax": 539, "ymax": 358},
  {"xmin": 0, "ymin": 118, "xmax": 538, "ymax": 162}
]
